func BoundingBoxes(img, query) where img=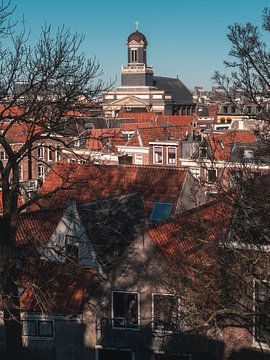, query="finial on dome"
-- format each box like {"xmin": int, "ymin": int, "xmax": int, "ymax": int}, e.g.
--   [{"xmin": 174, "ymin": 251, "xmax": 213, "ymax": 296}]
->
[{"xmin": 135, "ymin": 20, "xmax": 139, "ymax": 32}]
